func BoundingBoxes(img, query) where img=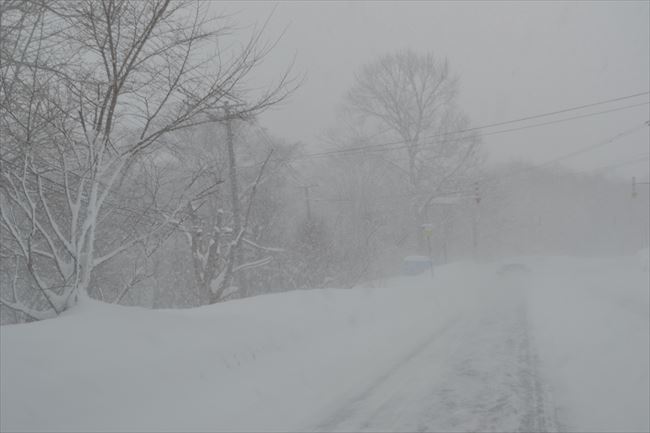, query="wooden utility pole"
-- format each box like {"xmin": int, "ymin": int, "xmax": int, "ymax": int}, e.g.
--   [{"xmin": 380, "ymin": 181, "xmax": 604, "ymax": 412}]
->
[
  {"xmin": 630, "ymin": 176, "xmax": 650, "ymax": 248},
  {"xmin": 472, "ymin": 182, "xmax": 480, "ymax": 260},
  {"xmin": 225, "ymin": 101, "xmax": 241, "ymax": 238},
  {"xmin": 221, "ymin": 101, "xmax": 246, "ymax": 297},
  {"xmin": 421, "ymin": 223, "xmax": 435, "ymax": 278},
  {"xmin": 301, "ymin": 184, "xmax": 318, "ymax": 220}
]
